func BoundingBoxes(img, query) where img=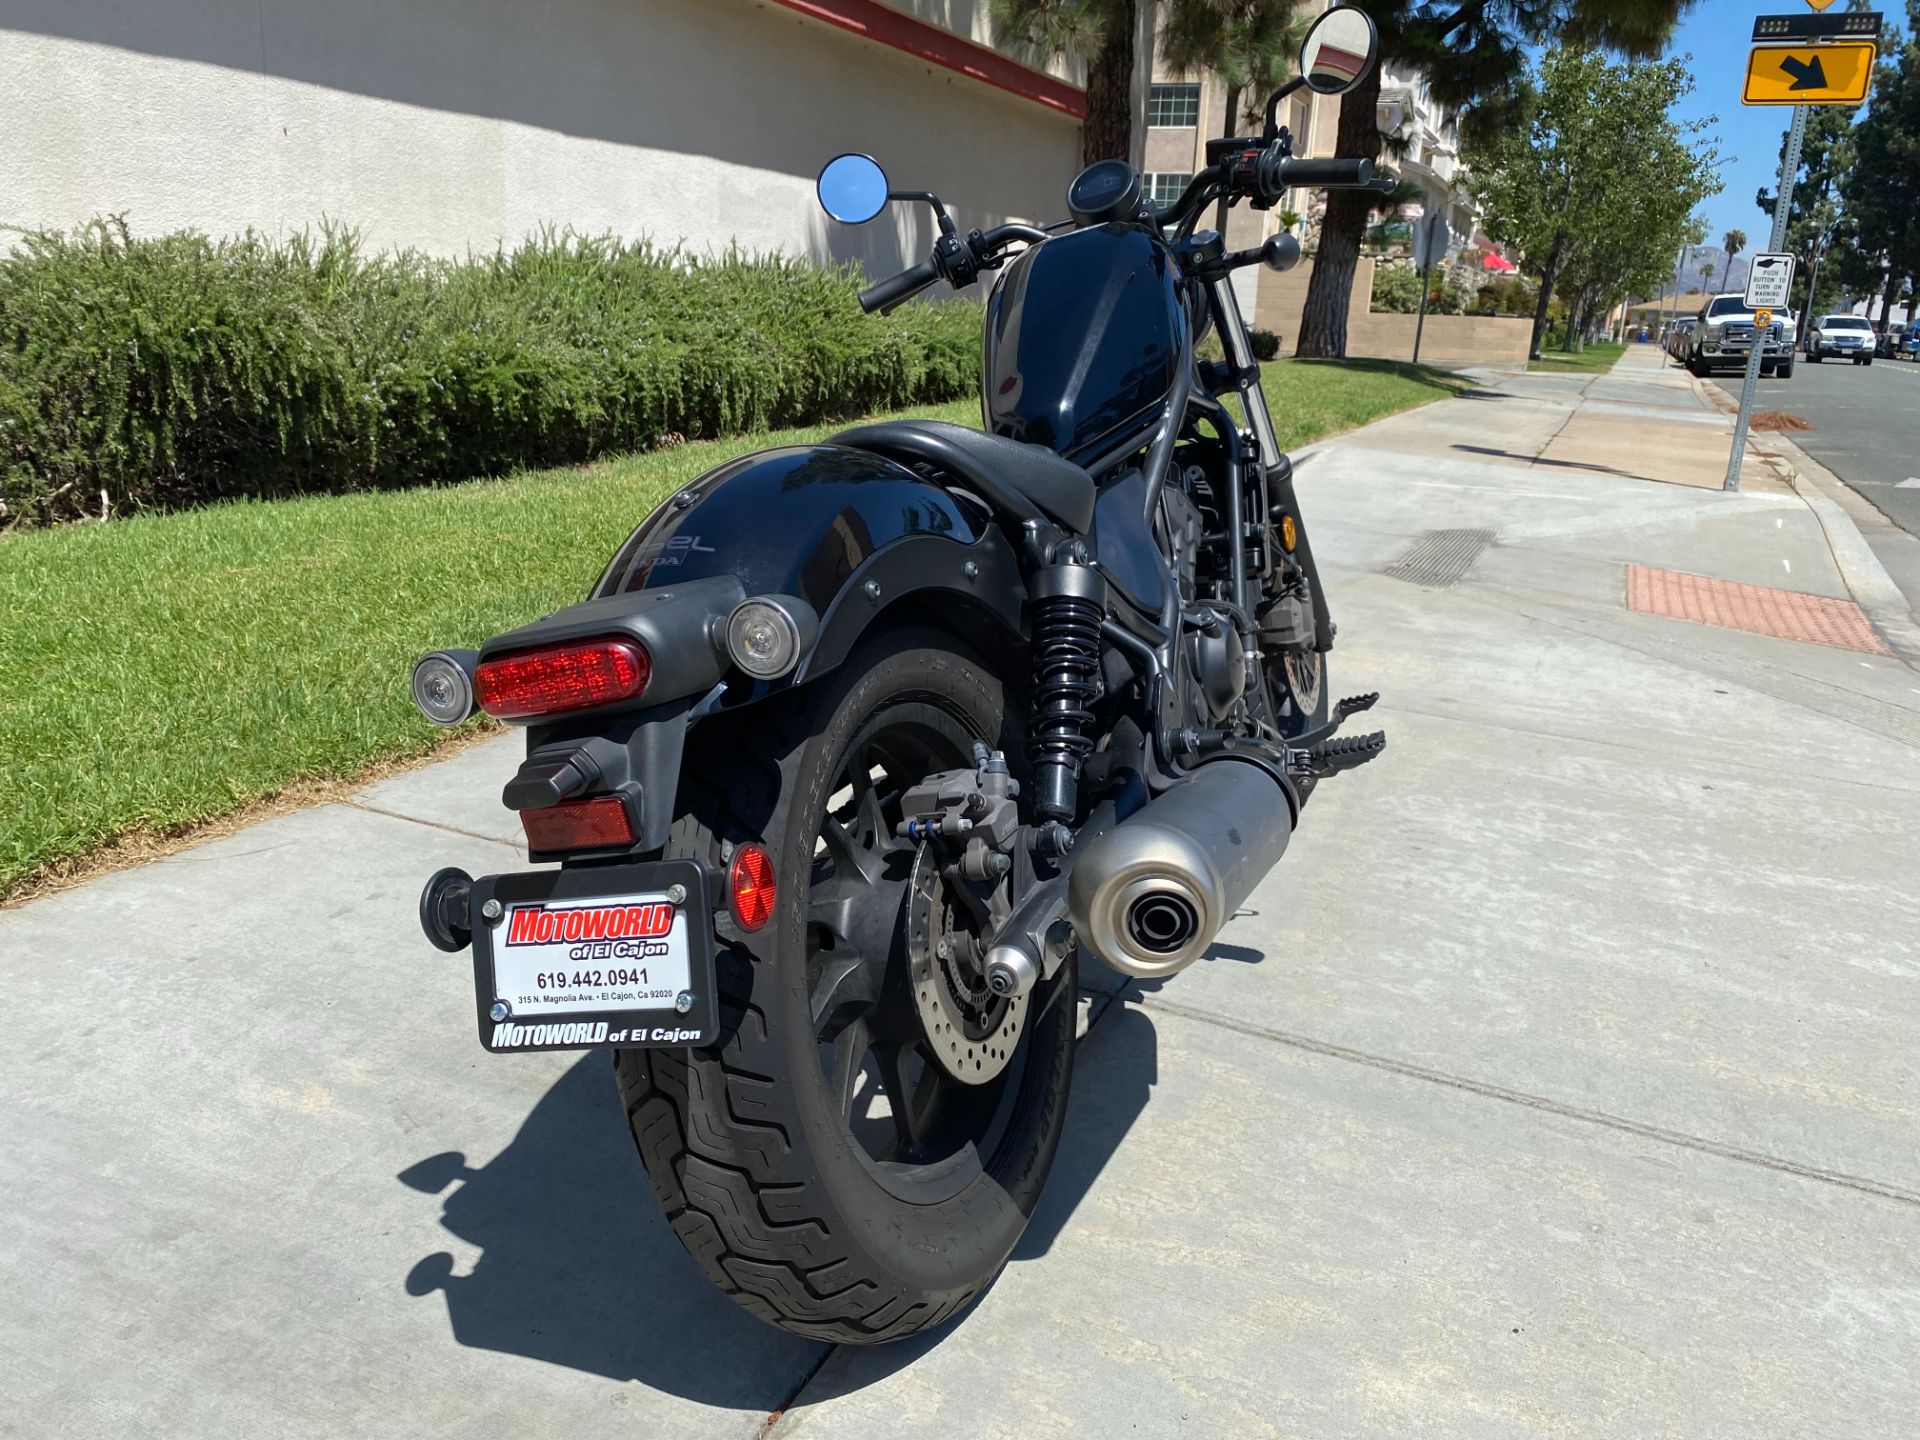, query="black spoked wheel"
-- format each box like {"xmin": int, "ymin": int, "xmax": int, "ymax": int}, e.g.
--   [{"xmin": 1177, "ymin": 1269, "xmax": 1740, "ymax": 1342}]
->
[
  {"xmin": 806, "ymin": 702, "xmax": 1030, "ymax": 1202},
  {"xmin": 615, "ymin": 628, "xmax": 1076, "ymax": 1343}
]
